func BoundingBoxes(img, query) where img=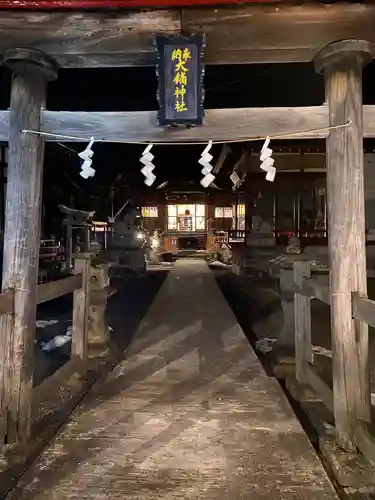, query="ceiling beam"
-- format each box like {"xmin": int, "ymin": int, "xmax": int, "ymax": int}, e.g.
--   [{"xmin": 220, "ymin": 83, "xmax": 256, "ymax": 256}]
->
[
  {"xmin": 248, "ymin": 153, "xmax": 325, "ymax": 172},
  {"xmin": 0, "ymin": 4, "xmax": 374, "ymax": 67},
  {"xmin": 0, "ymin": 105, "xmax": 374, "ymax": 144}
]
